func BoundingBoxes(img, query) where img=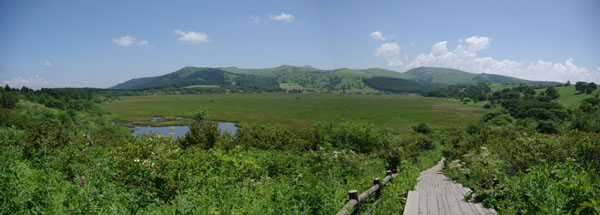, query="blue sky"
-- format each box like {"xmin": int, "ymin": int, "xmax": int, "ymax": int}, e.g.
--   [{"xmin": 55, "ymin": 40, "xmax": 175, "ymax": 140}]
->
[{"xmin": 1, "ymin": 0, "xmax": 598, "ymax": 88}]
